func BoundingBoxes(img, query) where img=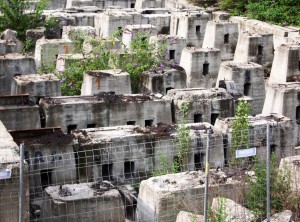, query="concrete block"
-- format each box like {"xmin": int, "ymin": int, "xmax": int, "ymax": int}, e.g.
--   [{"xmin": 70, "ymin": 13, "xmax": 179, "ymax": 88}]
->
[
  {"xmin": 0, "ymin": 54, "xmax": 36, "ymax": 95},
  {"xmin": 39, "ymin": 93, "xmax": 172, "ymax": 132},
  {"xmin": 81, "ymin": 69, "xmax": 132, "ymax": 95},
  {"xmin": 0, "ymin": 95, "xmax": 41, "ymax": 130},
  {"xmin": 167, "ymin": 88, "xmax": 234, "ymax": 125},
  {"xmin": 170, "ymin": 11, "xmax": 210, "ymax": 47},
  {"xmin": 62, "ymin": 26, "xmax": 96, "ymax": 41},
  {"xmin": 202, "ymin": 21, "xmax": 239, "ymax": 61},
  {"xmin": 176, "ymin": 211, "xmax": 204, "ymax": 222},
  {"xmin": 217, "ymin": 62, "xmax": 265, "ymax": 115},
  {"xmin": 35, "ymin": 38, "xmax": 75, "ymax": 69},
  {"xmin": 56, "ymin": 53, "xmax": 84, "ymax": 72},
  {"xmin": 142, "ymin": 14, "xmax": 171, "ymax": 34},
  {"xmin": 141, "ymin": 66, "xmax": 186, "ymax": 95},
  {"xmin": 234, "ymin": 31, "xmax": 274, "ymax": 68},
  {"xmin": 11, "ymin": 74, "xmax": 61, "ymax": 103},
  {"xmin": 180, "ymin": 47, "xmax": 221, "ymax": 88}
]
